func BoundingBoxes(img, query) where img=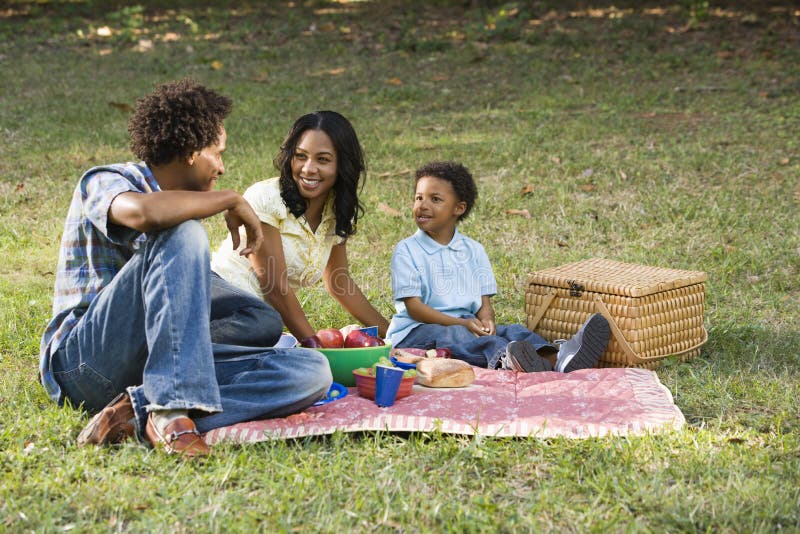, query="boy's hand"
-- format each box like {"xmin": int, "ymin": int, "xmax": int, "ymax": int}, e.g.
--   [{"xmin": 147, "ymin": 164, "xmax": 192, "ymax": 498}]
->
[
  {"xmin": 224, "ymin": 197, "xmax": 263, "ymax": 256},
  {"xmin": 462, "ymin": 317, "xmax": 490, "ymax": 337},
  {"xmin": 480, "ymin": 318, "xmax": 496, "ymax": 336}
]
